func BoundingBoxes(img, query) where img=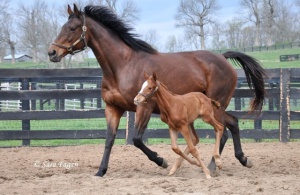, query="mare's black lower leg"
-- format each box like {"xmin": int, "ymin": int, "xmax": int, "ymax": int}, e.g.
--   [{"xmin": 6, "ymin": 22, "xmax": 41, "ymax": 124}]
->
[
  {"xmin": 95, "ymin": 125, "xmax": 116, "ymax": 176},
  {"xmin": 133, "ymin": 106, "xmax": 168, "ymax": 168},
  {"xmin": 225, "ymin": 112, "xmax": 253, "ymax": 168},
  {"xmin": 95, "ymin": 106, "xmax": 124, "ymax": 177}
]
